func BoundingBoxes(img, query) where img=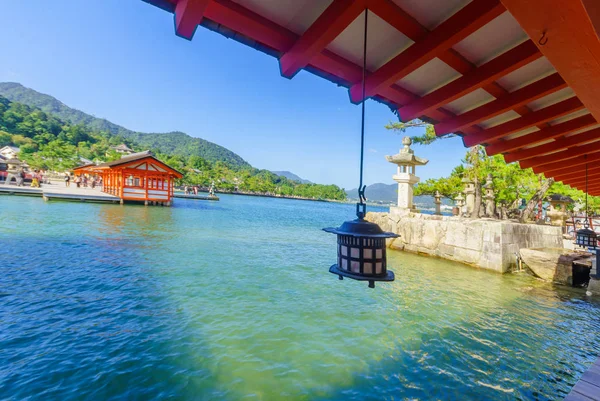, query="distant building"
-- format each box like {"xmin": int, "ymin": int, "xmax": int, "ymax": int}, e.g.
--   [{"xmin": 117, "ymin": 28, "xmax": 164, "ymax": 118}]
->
[
  {"xmin": 110, "ymin": 144, "xmax": 134, "ymax": 155},
  {"xmin": 73, "ymin": 150, "xmax": 183, "ymax": 205},
  {"xmin": 79, "ymin": 157, "xmax": 94, "ymax": 166},
  {"xmin": 0, "ymin": 146, "xmax": 20, "ymax": 160}
]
